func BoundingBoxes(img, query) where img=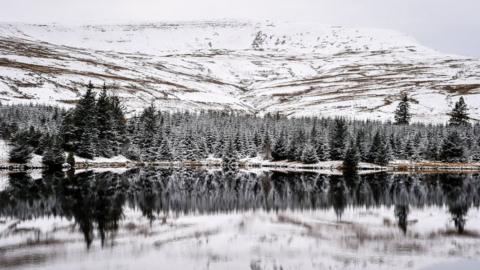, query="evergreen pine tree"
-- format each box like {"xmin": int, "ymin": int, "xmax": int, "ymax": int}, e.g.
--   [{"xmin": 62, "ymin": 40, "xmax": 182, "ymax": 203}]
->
[
  {"xmin": 77, "ymin": 131, "xmax": 96, "ymax": 159},
  {"xmin": 286, "ymin": 138, "xmax": 299, "ymax": 161},
  {"xmin": 181, "ymin": 132, "xmax": 200, "ymax": 161},
  {"xmin": 252, "ymin": 130, "xmax": 262, "ymax": 149},
  {"xmin": 470, "ymin": 143, "xmax": 480, "ymax": 162},
  {"xmin": 261, "ymin": 131, "xmax": 272, "ymax": 160},
  {"xmin": 404, "ymin": 138, "xmax": 419, "ymax": 161},
  {"xmin": 204, "ymin": 130, "xmax": 216, "ymax": 154},
  {"xmin": 367, "ymin": 131, "xmax": 391, "ymax": 166},
  {"xmin": 197, "ymin": 137, "xmax": 209, "ymax": 159},
  {"xmin": 367, "ymin": 131, "xmax": 382, "ymax": 163},
  {"xmin": 425, "ymin": 137, "xmax": 440, "ymax": 160},
  {"xmin": 294, "ymin": 129, "xmax": 306, "ymax": 160},
  {"xmin": 315, "ymin": 135, "xmax": 330, "ymax": 161},
  {"xmin": 213, "ymin": 131, "xmax": 226, "ymax": 157},
  {"xmin": 343, "ymin": 139, "xmax": 360, "ymax": 171},
  {"xmin": 449, "ymin": 97, "xmax": 469, "ymax": 126},
  {"xmin": 72, "ymin": 84, "xmax": 98, "ymax": 158},
  {"xmin": 440, "ymin": 130, "xmax": 467, "ymax": 162},
  {"xmin": 222, "ymin": 139, "xmax": 239, "ymax": 169},
  {"xmin": 96, "ymin": 84, "xmax": 114, "ymax": 157},
  {"xmin": 376, "ymin": 141, "xmax": 392, "ymax": 166},
  {"xmin": 109, "ymin": 95, "xmax": 127, "ymax": 155},
  {"xmin": 355, "ymin": 129, "xmax": 368, "ymax": 161},
  {"xmin": 394, "ymin": 93, "xmax": 411, "ymax": 125},
  {"xmin": 233, "ymin": 130, "xmax": 244, "ymax": 156},
  {"xmin": 158, "ymin": 138, "xmax": 173, "ymax": 161},
  {"xmin": 9, "ymin": 142, "xmax": 33, "ymax": 164},
  {"xmin": 330, "ymin": 118, "xmax": 348, "ymax": 160},
  {"xmin": 301, "ymin": 143, "xmax": 319, "ymax": 164},
  {"xmin": 42, "ymin": 137, "xmax": 65, "ymax": 171},
  {"xmin": 60, "ymin": 111, "xmax": 76, "ymax": 152},
  {"xmin": 272, "ymin": 129, "xmax": 288, "ymax": 160},
  {"xmin": 35, "ymin": 133, "xmax": 52, "ymax": 155},
  {"xmin": 139, "ymin": 103, "xmax": 158, "ymax": 161}
]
